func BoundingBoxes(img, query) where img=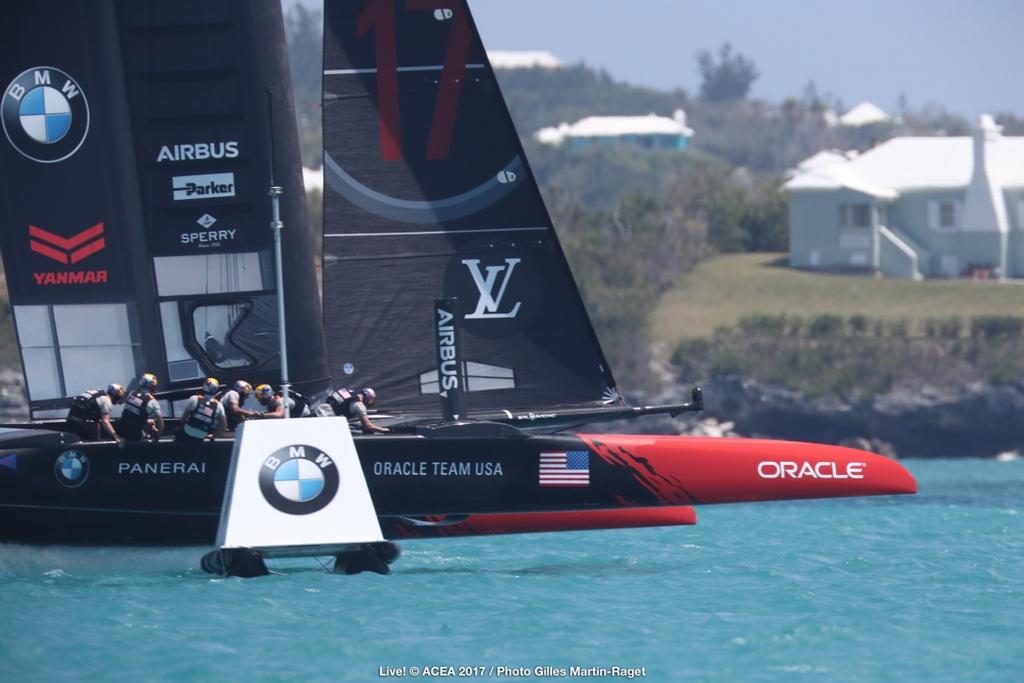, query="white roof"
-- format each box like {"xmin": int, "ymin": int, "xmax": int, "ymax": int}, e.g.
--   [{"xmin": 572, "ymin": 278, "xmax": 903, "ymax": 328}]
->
[
  {"xmin": 487, "ymin": 50, "xmax": 561, "ymax": 69},
  {"xmin": 784, "ymin": 133, "xmax": 1024, "ymax": 196},
  {"xmin": 840, "ymin": 101, "xmax": 891, "ymax": 127},
  {"xmin": 795, "ymin": 149, "xmax": 859, "ymax": 173},
  {"xmin": 535, "ymin": 110, "xmax": 693, "ymax": 145}
]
